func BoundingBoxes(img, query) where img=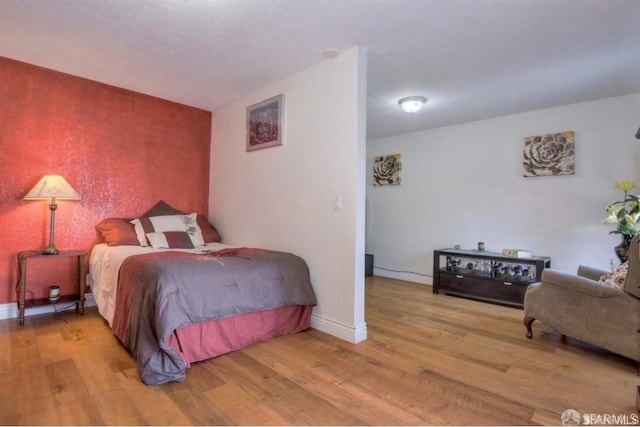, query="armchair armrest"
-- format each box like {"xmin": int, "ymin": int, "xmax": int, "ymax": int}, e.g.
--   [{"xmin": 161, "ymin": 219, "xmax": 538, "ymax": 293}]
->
[
  {"xmin": 577, "ymin": 265, "xmax": 609, "ymax": 281},
  {"xmin": 540, "ymin": 269, "xmax": 621, "ymax": 298}
]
